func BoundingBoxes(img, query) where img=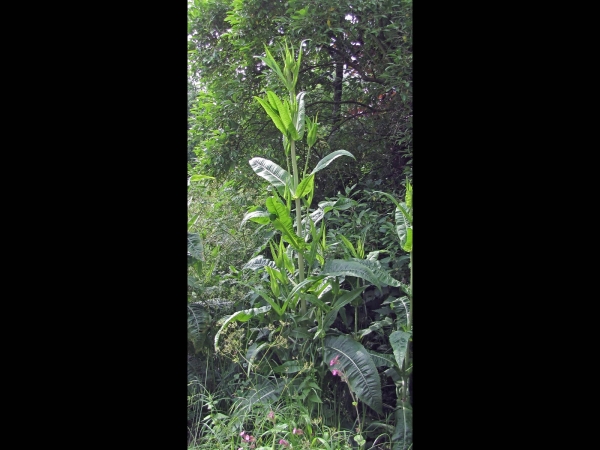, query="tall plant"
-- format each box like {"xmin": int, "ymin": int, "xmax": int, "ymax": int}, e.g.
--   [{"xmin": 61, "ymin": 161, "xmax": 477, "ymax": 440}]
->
[
  {"xmin": 246, "ymin": 39, "xmax": 355, "ymax": 315},
  {"xmin": 211, "ymin": 40, "xmax": 409, "ymax": 448}
]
